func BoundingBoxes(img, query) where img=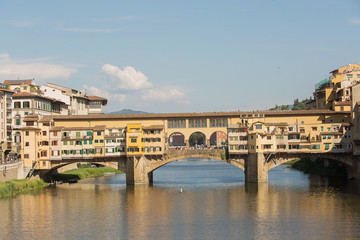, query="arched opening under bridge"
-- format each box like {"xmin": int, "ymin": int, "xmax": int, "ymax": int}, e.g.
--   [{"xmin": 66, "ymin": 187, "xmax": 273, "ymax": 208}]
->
[
  {"xmin": 151, "ymin": 158, "xmax": 245, "ymax": 185},
  {"xmin": 266, "ymin": 155, "xmax": 349, "ymax": 179},
  {"xmin": 189, "ymin": 132, "xmax": 206, "ymax": 148}
]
